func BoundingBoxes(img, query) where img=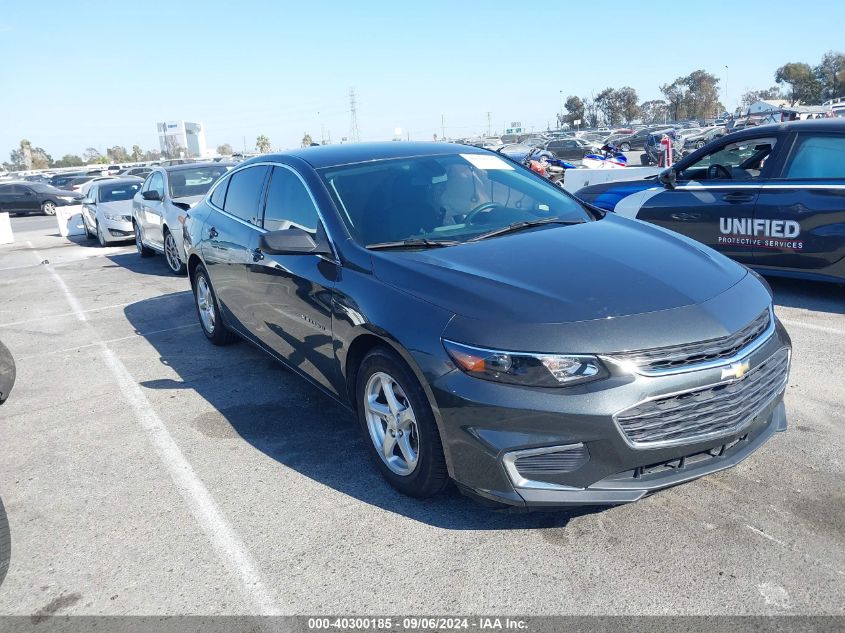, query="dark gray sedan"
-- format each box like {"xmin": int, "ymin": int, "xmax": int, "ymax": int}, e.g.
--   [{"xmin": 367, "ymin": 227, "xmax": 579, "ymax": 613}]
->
[{"xmin": 182, "ymin": 142, "xmax": 791, "ymax": 509}]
